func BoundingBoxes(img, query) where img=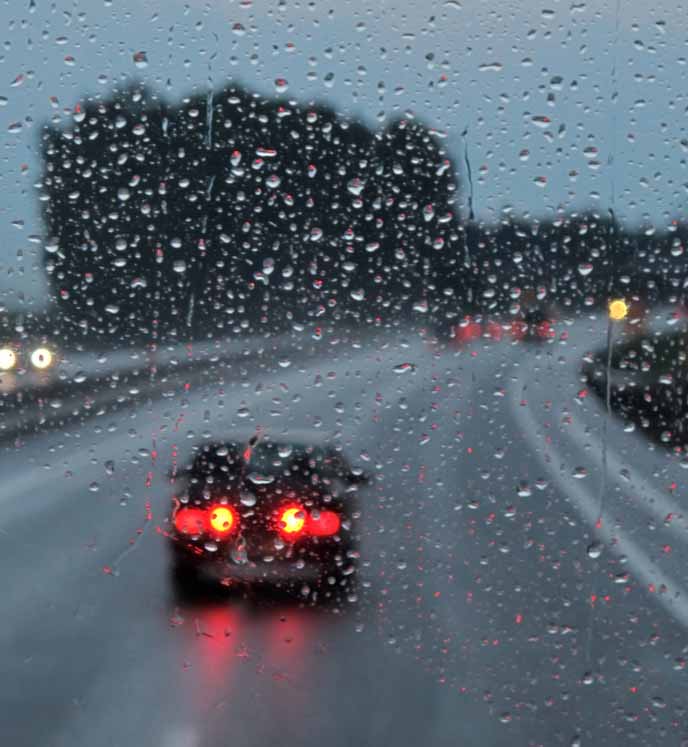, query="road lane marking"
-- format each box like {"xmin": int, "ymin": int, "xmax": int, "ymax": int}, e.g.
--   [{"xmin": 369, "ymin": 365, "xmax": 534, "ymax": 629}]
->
[{"xmin": 509, "ymin": 370, "xmax": 688, "ymax": 629}]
